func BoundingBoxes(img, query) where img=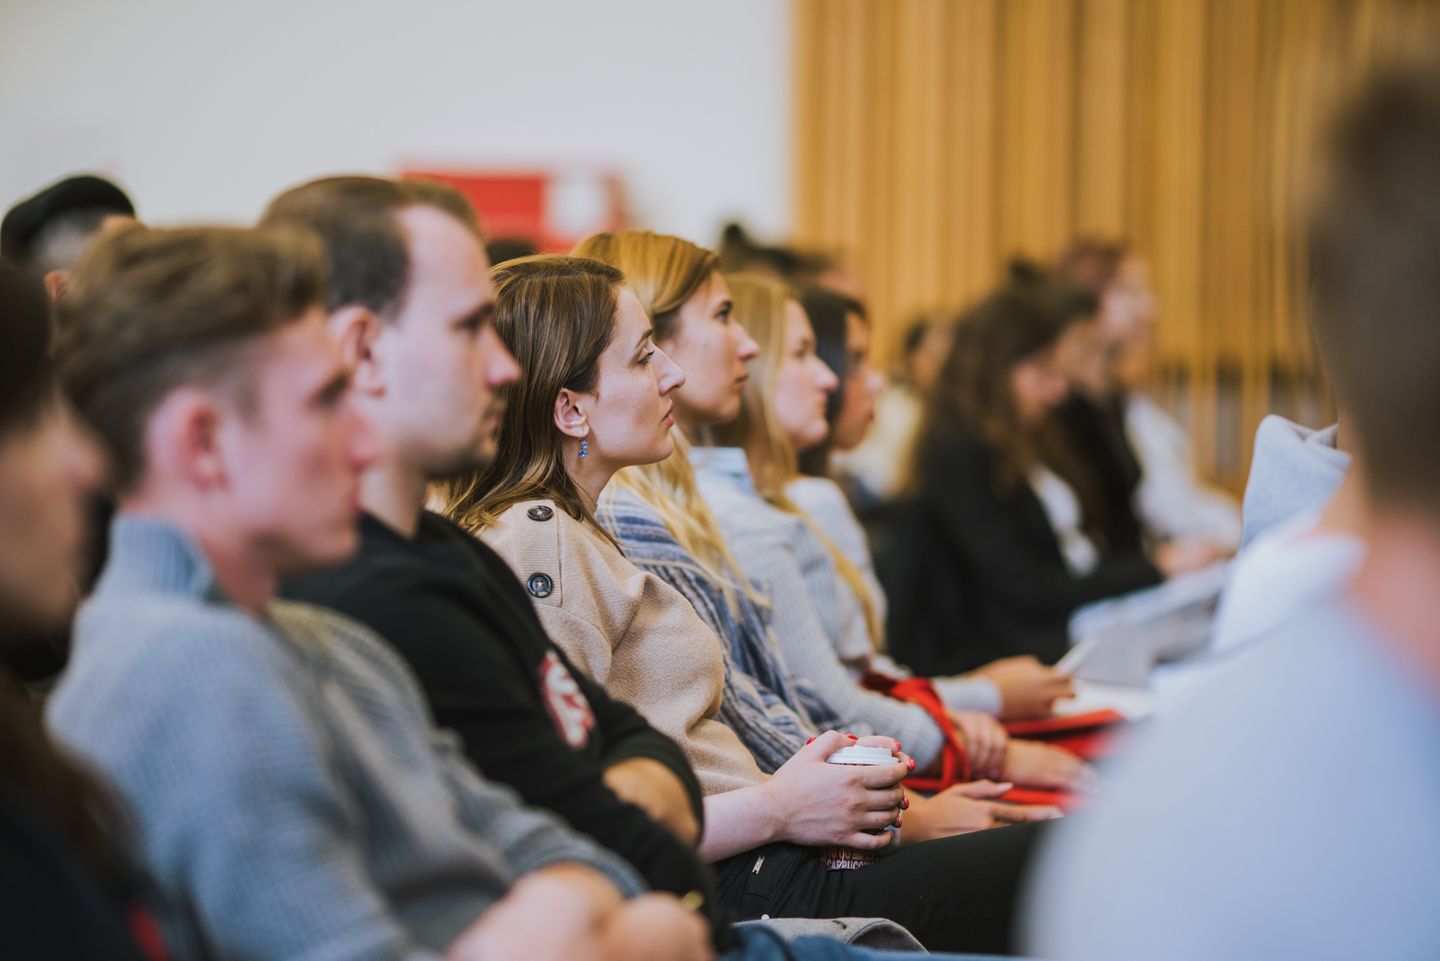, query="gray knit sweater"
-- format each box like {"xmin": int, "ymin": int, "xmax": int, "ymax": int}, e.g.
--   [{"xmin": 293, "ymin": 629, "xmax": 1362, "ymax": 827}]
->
[{"xmin": 47, "ymin": 515, "xmax": 643, "ymax": 961}]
